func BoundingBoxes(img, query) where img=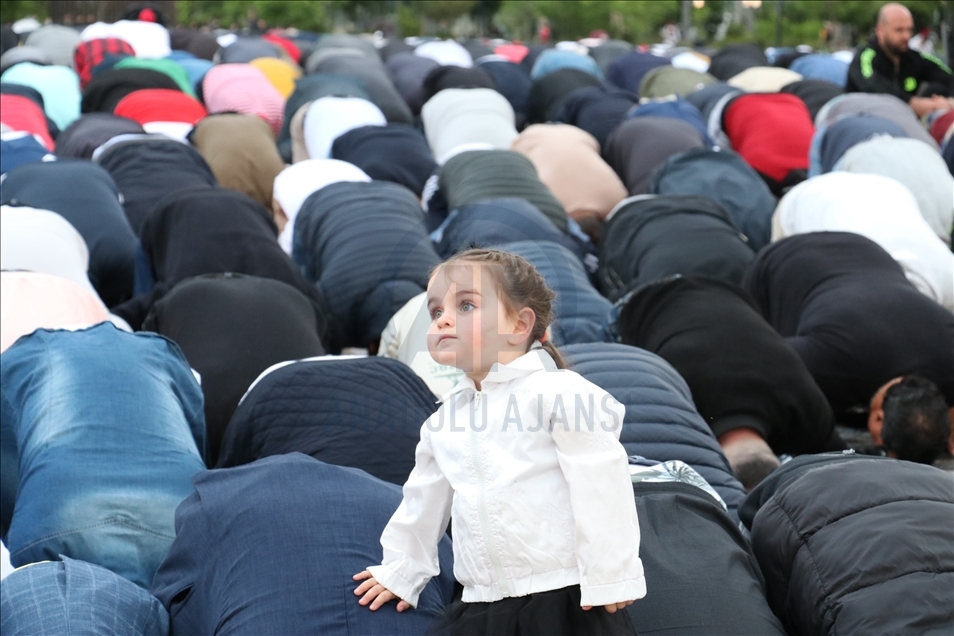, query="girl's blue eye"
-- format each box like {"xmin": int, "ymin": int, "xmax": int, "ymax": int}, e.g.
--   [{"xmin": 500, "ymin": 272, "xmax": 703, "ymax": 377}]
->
[
  {"xmin": 430, "ymin": 308, "xmax": 442, "ymax": 319},
  {"xmin": 460, "ymin": 301, "xmax": 475, "ymax": 312}
]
